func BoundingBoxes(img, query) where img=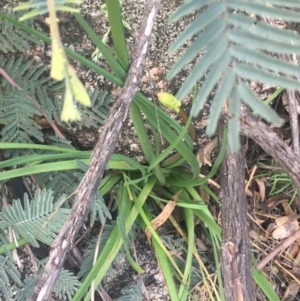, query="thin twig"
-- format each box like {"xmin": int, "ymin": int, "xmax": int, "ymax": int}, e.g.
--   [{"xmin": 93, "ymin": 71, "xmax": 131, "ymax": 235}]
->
[
  {"xmin": 257, "ymin": 228, "xmax": 300, "ymax": 270},
  {"xmin": 30, "ymin": 1, "xmax": 162, "ymax": 299},
  {"xmin": 245, "ymin": 165, "xmax": 257, "ymax": 192},
  {"xmin": 286, "ymin": 88, "xmax": 300, "ymax": 156}
]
